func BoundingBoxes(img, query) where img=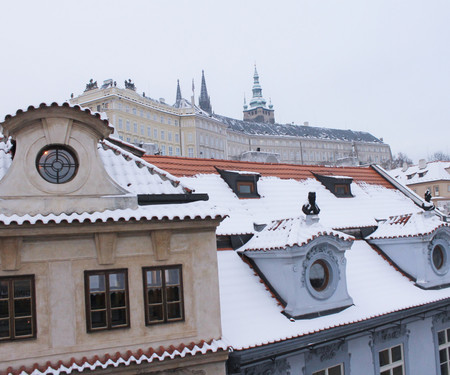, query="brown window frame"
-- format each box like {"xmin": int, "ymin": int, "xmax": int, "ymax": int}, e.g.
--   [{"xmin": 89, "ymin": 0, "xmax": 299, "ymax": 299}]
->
[
  {"xmin": 142, "ymin": 265, "xmax": 184, "ymax": 326},
  {"xmin": 84, "ymin": 269, "xmax": 130, "ymax": 333},
  {"xmin": 237, "ymin": 181, "xmax": 255, "ymax": 195},
  {"xmin": 0, "ymin": 275, "xmax": 36, "ymax": 342},
  {"xmin": 334, "ymin": 184, "xmax": 350, "ymax": 196}
]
